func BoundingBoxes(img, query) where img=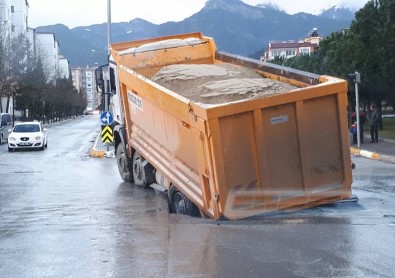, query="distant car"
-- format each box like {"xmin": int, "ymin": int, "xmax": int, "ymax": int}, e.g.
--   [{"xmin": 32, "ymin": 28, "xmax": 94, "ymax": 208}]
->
[
  {"xmin": 8, "ymin": 121, "xmax": 48, "ymax": 152},
  {"xmin": 0, "ymin": 113, "xmax": 12, "ymax": 145}
]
